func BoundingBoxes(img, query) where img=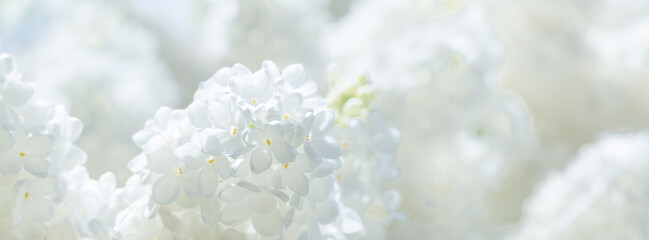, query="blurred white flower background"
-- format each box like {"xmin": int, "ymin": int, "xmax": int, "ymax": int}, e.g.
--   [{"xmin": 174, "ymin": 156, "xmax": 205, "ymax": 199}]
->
[{"xmin": 2, "ymin": 0, "xmax": 649, "ymax": 239}]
